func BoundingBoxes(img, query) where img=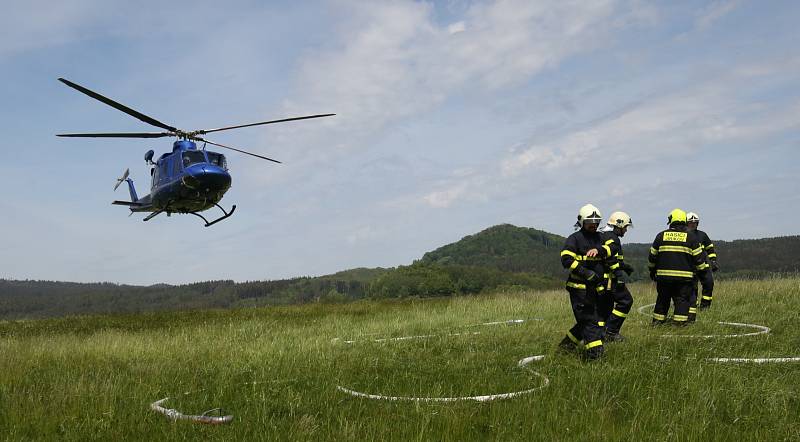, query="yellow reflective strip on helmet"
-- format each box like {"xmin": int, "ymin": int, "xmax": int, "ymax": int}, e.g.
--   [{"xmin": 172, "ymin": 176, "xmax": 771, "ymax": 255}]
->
[
  {"xmin": 610, "ymin": 263, "xmax": 620, "ymax": 270},
  {"xmin": 561, "ymin": 250, "xmax": 578, "ymax": 258},
  {"xmin": 611, "ymin": 309, "xmax": 627, "ymax": 318},
  {"xmin": 689, "ymin": 307, "xmax": 697, "ymax": 313},
  {"xmin": 702, "ymin": 296, "xmax": 713, "ymax": 301},
  {"xmin": 603, "ymin": 245, "xmax": 612, "ymax": 256},
  {"xmin": 585, "ymin": 340, "xmax": 603, "ymax": 349},
  {"xmin": 658, "ymin": 245, "xmax": 693, "ymax": 254},
  {"xmin": 653, "ymin": 313, "xmax": 666, "ymax": 320},
  {"xmin": 566, "ymin": 282, "xmax": 587, "ymax": 290},
  {"xmin": 598, "ymin": 321, "xmax": 605, "ymax": 327},
  {"xmin": 567, "ymin": 331, "xmax": 580, "ymax": 344},
  {"xmin": 656, "ymin": 269, "xmax": 694, "ymax": 278},
  {"xmin": 650, "ymin": 247, "xmax": 658, "ymax": 255},
  {"xmin": 673, "ymin": 315, "xmax": 688, "ymax": 322},
  {"xmin": 570, "ymin": 260, "xmax": 579, "ymax": 270}
]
